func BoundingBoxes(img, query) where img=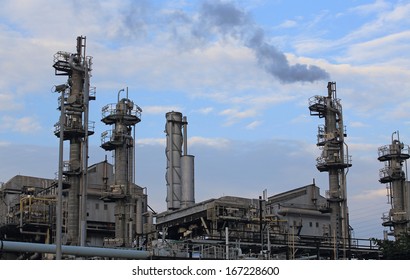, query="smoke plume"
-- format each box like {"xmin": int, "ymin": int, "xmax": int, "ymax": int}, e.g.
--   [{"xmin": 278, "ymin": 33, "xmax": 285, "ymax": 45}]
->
[
  {"xmin": 193, "ymin": 0, "xmax": 330, "ymax": 83},
  {"xmin": 123, "ymin": 0, "xmax": 330, "ymax": 83}
]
